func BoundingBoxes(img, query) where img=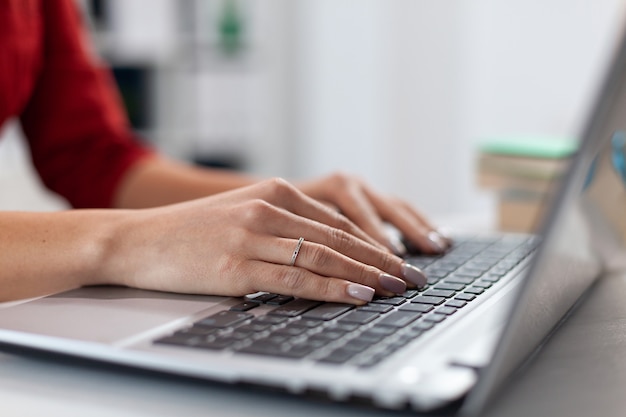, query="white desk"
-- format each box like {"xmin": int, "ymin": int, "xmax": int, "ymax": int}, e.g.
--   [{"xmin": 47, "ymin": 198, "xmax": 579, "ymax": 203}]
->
[{"xmin": 1, "ymin": 271, "xmax": 626, "ymax": 417}]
